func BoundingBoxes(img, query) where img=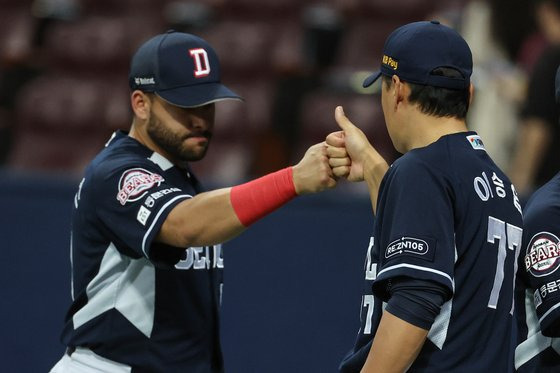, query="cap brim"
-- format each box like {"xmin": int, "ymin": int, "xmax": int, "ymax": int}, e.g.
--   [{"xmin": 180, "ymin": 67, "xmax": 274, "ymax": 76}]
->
[
  {"xmin": 363, "ymin": 71, "xmax": 382, "ymax": 88},
  {"xmin": 157, "ymin": 82, "xmax": 243, "ymax": 108}
]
